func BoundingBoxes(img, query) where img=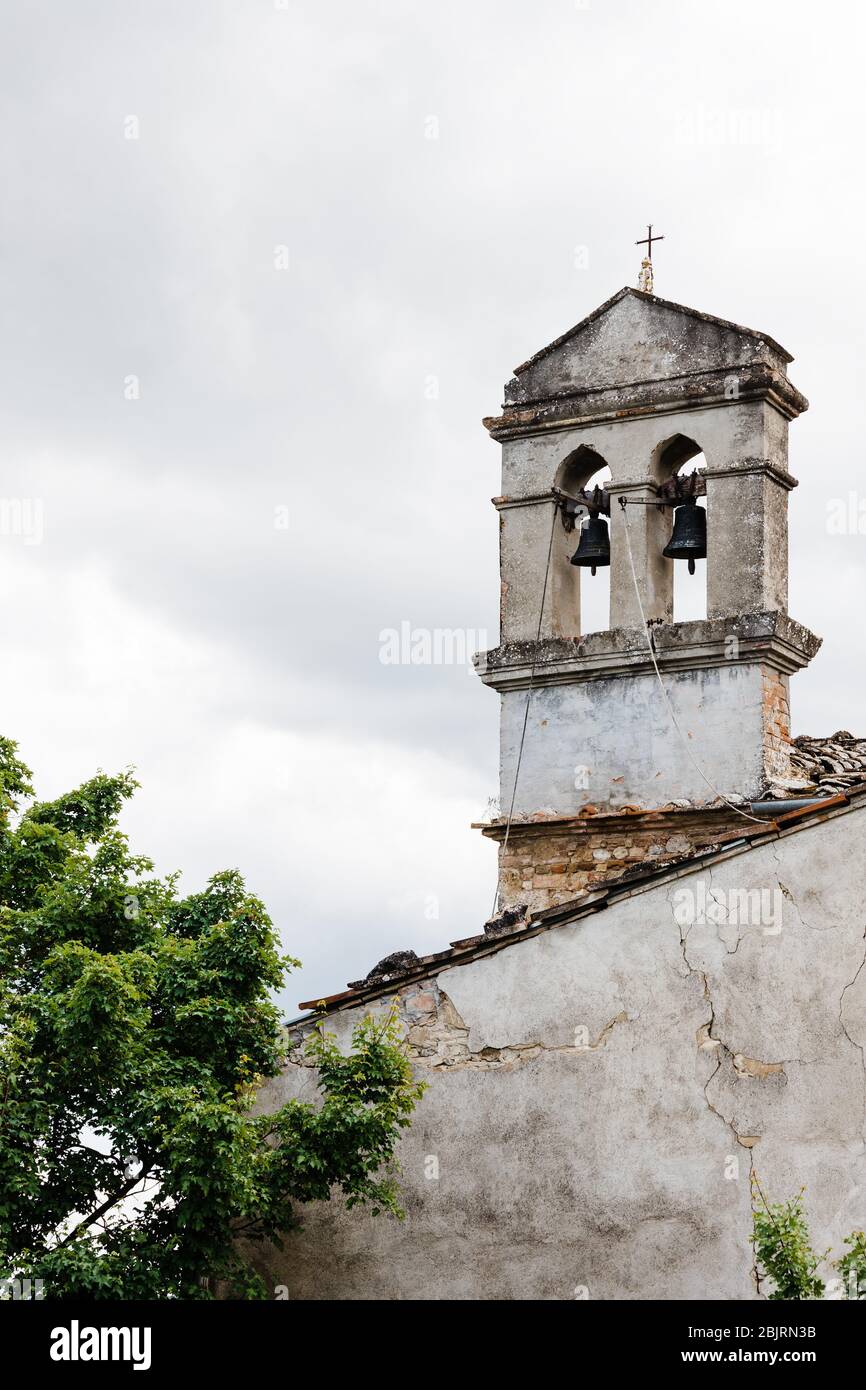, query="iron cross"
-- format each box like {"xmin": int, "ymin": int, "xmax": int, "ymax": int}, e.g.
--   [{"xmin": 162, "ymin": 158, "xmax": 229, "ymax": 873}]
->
[{"xmin": 635, "ymin": 224, "xmax": 664, "ymax": 260}]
